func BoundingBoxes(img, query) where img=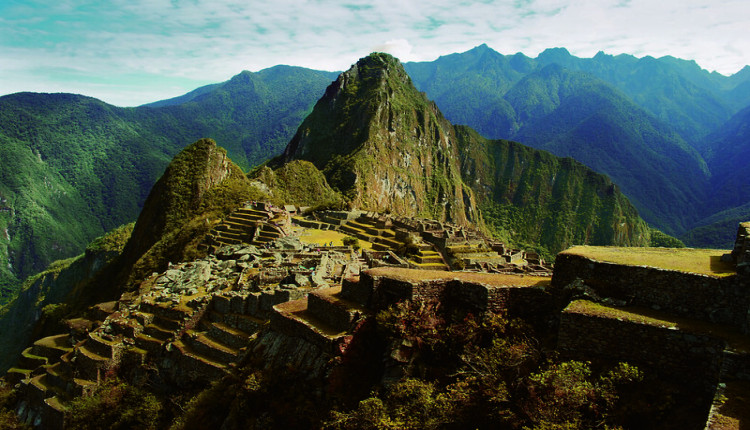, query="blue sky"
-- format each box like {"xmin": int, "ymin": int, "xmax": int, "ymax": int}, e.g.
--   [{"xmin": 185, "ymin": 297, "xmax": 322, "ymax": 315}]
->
[{"xmin": 1, "ymin": 0, "xmax": 748, "ymax": 106}]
